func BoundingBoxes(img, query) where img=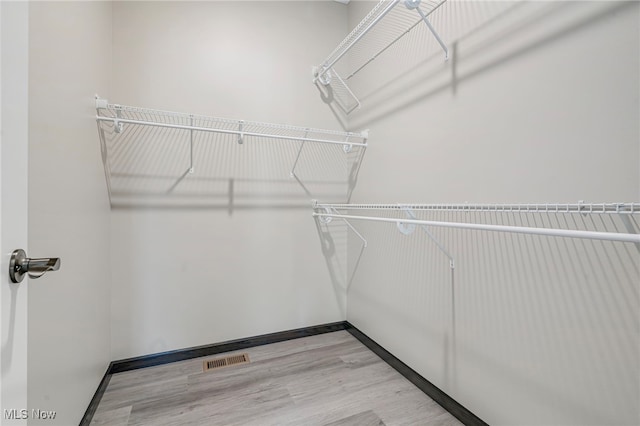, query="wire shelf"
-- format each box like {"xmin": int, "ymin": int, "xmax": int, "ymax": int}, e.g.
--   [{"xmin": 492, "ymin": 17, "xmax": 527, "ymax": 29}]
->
[
  {"xmin": 314, "ymin": 202, "xmax": 640, "ymax": 215},
  {"xmin": 313, "ymin": 202, "xmax": 640, "ymax": 244},
  {"xmin": 314, "ymin": 0, "xmax": 448, "ymax": 113},
  {"xmin": 95, "ymin": 99, "xmax": 368, "ymax": 208}
]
